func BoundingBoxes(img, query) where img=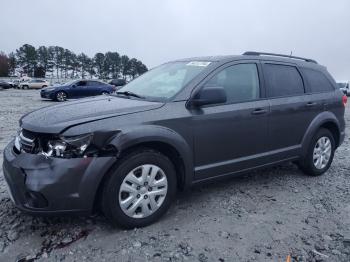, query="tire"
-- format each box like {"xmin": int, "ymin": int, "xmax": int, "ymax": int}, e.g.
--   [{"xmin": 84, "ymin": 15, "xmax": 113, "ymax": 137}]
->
[
  {"xmin": 298, "ymin": 128, "xmax": 335, "ymax": 176},
  {"xmin": 55, "ymin": 91, "xmax": 67, "ymax": 102},
  {"xmin": 42, "ymin": 85, "xmax": 47, "ymax": 88},
  {"xmin": 22, "ymin": 85, "xmax": 28, "ymax": 90},
  {"xmin": 102, "ymin": 91, "xmax": 109, "ymax": 95},
  {"xmin": 101, "ymin": 149, "xmax": 177, "ymax": 228}
]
